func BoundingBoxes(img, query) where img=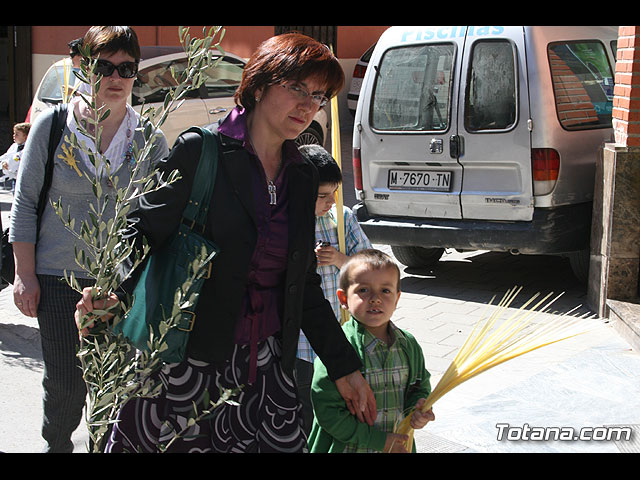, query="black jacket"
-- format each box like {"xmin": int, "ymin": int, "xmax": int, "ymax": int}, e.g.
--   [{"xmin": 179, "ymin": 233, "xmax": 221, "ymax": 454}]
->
[{"xmin": 122, "ymin": 126, "xmax": 362, "ymax": 381}]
